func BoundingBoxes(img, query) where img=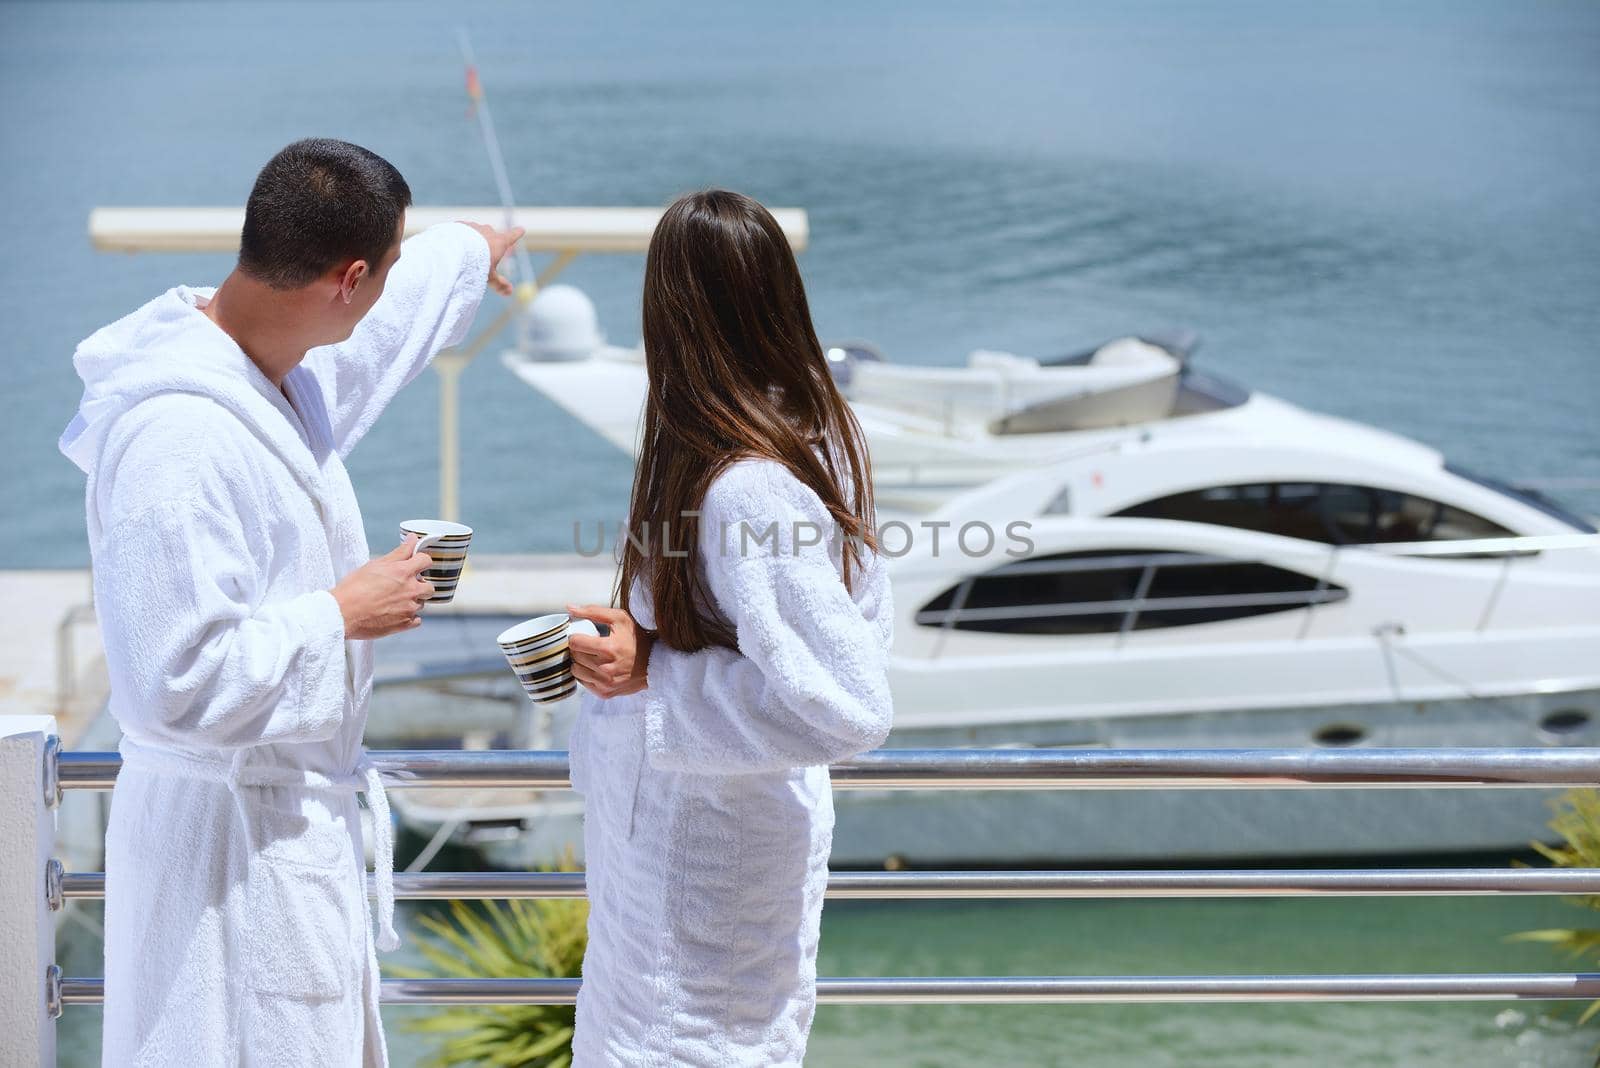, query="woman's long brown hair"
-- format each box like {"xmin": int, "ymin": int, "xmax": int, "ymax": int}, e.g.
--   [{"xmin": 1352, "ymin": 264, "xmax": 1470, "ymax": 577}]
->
[{"xmin": 619, "ymin": 189, "xmax": 876, "ymax": 652}]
